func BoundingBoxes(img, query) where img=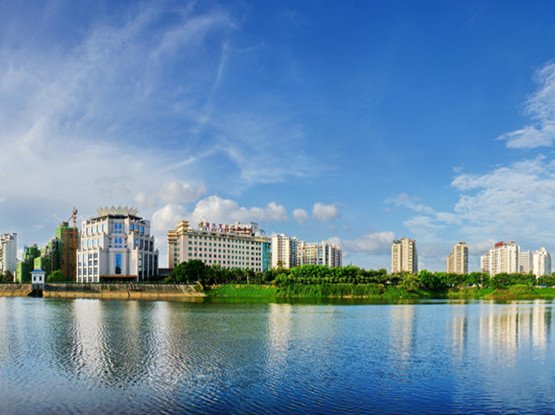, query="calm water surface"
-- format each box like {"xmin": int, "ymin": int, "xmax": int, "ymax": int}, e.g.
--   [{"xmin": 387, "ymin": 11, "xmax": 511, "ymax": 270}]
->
[{"xmin": 0, "ymin": 297, "xmax": 554, "ymax": 414}]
